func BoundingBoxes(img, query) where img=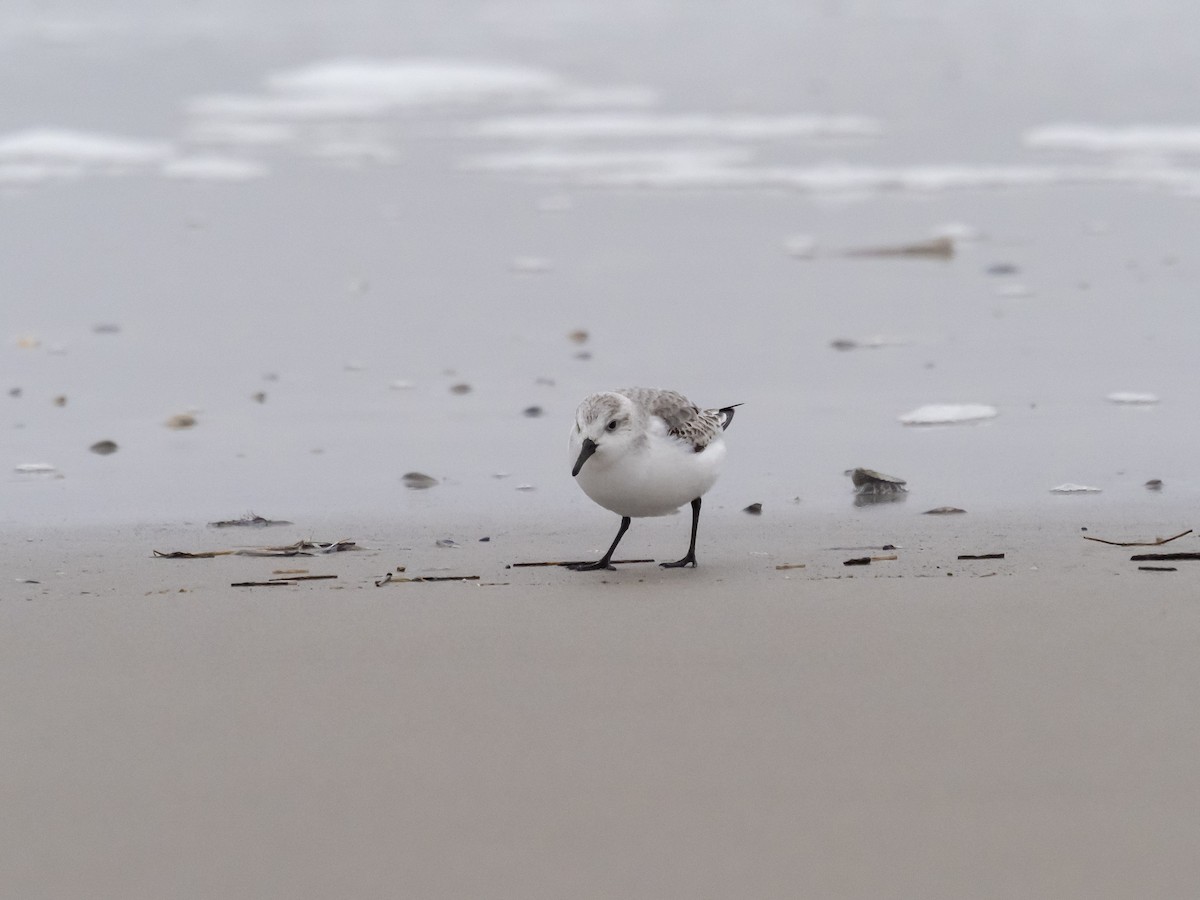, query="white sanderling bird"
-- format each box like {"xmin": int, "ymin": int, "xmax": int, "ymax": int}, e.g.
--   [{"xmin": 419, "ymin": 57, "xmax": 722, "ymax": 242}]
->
[{"xmin": 568, "ymin": 387, "xmax": 739, "ymax": 571}]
